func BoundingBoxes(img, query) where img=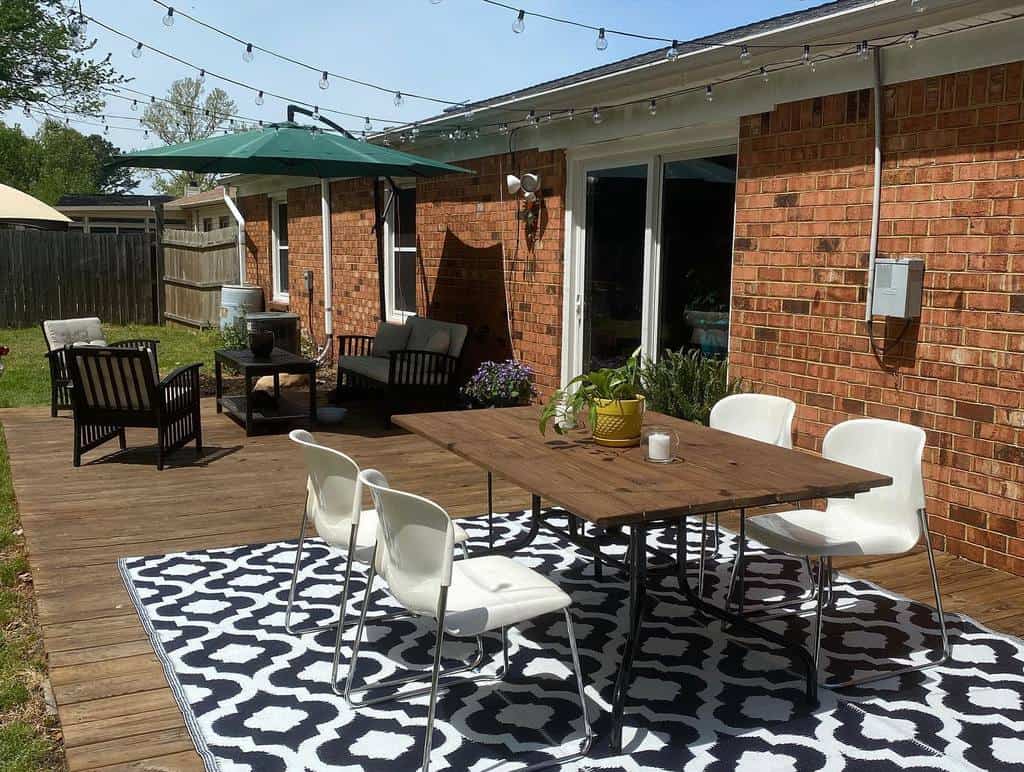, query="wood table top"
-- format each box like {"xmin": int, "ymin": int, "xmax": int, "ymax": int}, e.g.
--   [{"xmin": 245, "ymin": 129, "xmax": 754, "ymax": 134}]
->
[
  {"xmin": 214, "ymin": 347, "xmax": 315, "ymax": 372},
  {"xmin": 394, "ymin": 406, "xmax": 892, "ymax": 527}
]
